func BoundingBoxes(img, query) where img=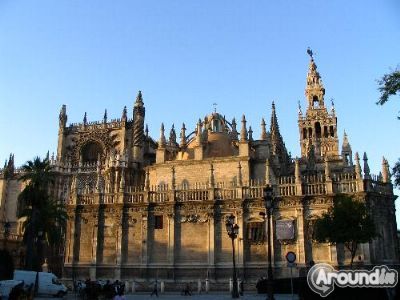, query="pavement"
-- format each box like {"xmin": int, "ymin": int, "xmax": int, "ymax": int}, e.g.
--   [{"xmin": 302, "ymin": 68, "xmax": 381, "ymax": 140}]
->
[{"xmin": 35, "ymin": 292, "xmax": 299, "ymax": 300}]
